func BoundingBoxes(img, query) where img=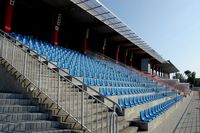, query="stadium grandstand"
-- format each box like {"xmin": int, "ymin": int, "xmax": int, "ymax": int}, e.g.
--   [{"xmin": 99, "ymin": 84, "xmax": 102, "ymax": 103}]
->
[{"xmin": 0, "ymin": 0, "xmax": 192, "ymax": 133}]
